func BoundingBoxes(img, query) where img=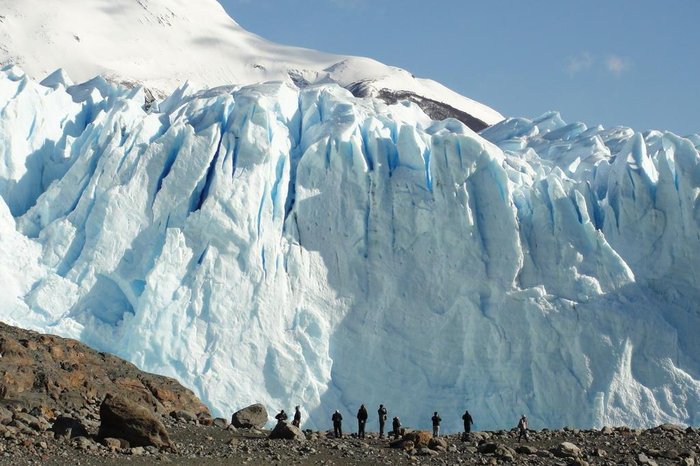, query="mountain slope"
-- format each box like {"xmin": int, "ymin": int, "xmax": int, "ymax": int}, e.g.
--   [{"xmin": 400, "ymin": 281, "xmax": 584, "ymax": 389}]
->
[
  {"xmin": 1, "ymin": 67, "xmax": 698, "ymax": 431},
  {"xmin": 0, "ymin": 0, "xmax": 502, "ymax": 130}
]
